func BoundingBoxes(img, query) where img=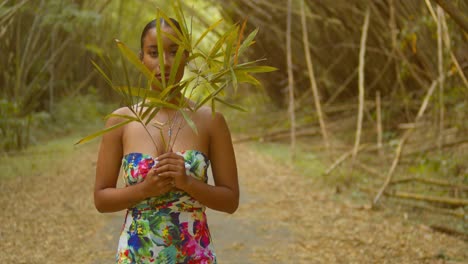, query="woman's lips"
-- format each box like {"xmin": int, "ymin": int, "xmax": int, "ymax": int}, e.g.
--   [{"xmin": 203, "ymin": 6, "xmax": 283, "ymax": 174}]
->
[{"xmin": 156, "ymin": 74, "xmax": 170, "ymax": 80}]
